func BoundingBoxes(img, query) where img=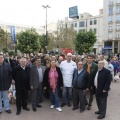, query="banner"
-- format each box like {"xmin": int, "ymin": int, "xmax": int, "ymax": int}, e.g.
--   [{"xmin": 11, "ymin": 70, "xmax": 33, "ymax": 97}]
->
[
  {"xmin": 69, "ymin": 6, "xmax": 78, "ymax": 18},
  {"xmin": 10, "ymin": 26, "xmax": 16, "ymax": 44}
]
